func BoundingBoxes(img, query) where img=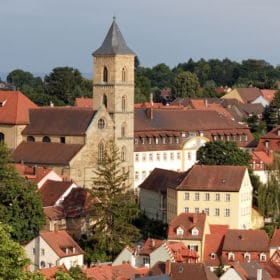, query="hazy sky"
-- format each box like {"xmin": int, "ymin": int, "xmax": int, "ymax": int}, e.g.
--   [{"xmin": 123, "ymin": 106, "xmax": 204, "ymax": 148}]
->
[{"xmin": 1, "ymin": 0, "xmax": 280, "ymax": 76}]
